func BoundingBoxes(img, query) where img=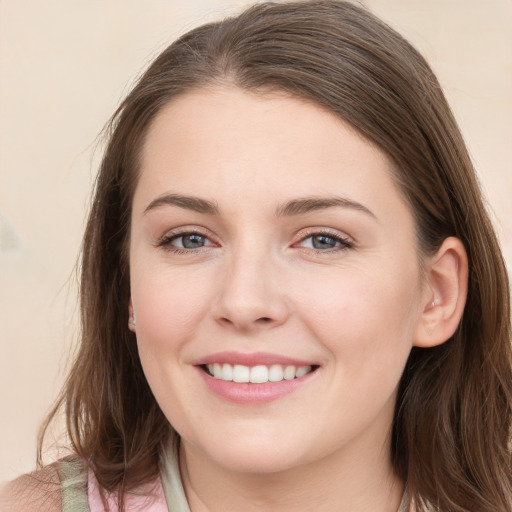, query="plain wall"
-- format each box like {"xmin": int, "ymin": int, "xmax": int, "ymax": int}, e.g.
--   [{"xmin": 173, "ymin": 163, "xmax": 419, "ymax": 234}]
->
[{"xmin": 1, "ymin": 0, "xmax": 511, "ymax": 481}]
